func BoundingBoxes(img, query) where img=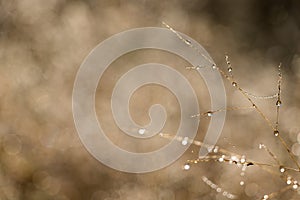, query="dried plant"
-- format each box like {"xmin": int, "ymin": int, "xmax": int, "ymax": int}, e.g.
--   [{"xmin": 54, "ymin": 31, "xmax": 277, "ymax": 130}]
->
[{"xmin": 161, "ymin": 22, "xmax": 300, "ymax": 200}]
